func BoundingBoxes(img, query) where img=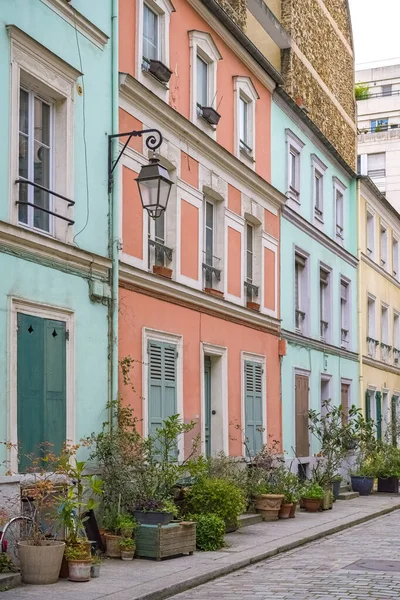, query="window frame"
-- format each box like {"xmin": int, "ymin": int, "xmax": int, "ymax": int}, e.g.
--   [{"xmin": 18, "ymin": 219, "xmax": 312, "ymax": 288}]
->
[
  {"xmin": 380, "ymin": 221, "xmax": 388, "ymax": 270},
  {"xmin": 294, "ymin": 249, "xmax": 309, "ymax": 335},
  {"xmin": 333, "ymin": 177, "xmax": 347, "ymax": 244},
  {"xmin": 381, "ymin": 303, "xmax": 390, "ymax": 362},
  {"xmin": 366, "ymin": 207, "xmax": 376, "ymax": 259},
  {"xmin": 142, "ymin": 2, "xmax": 160, "ymax": 64},
  {"xmin": 285, "ymin": 129, "xmax": 305, "ymax": 205},
  {"xmin": 234, "ymin": 77, "xmax": 259, "ymax": 167},
  {"xmin": 393, "ymin": 311, "xmax": 400, "ymax": 364},
  {"xmin": 311, "ymin": 154, "xmax": 327, "ymax": 223},
  {"xmin": 319, "ymin": 264, "xmax": 332, "ymax": 343},
  {"xmin": 202, "ymin": 194, "xmax": 224, "ymax": 292},
  {"xmin": 340, "ymin": 276, "xmax": 350, "ymax": 349},
  {"xmin": 367, "ymin": 294, "xmax": 377, "ymax": 357},
  {"xmin": 393, "ymin": 234, "xmax": 399, "ymax": 280}
]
